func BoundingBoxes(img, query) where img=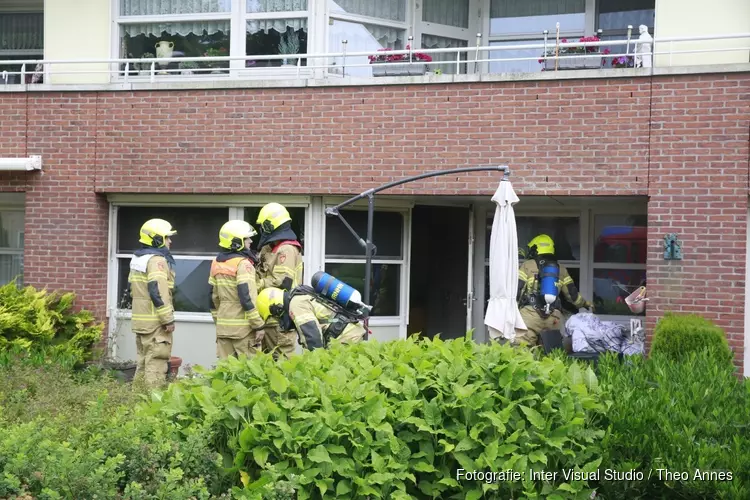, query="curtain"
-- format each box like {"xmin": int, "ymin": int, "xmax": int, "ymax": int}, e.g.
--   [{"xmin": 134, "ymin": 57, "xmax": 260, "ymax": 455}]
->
[
  {"xmin": 120, "ymin": 0, "xmax": 231, "ymax": 16},
  {"xmin": 422, "ymin": 0, "xmax": 469, "ymax": 29},
  {"xmin": 328, "ymin": 19, "xmax": 405, "ymax": 77},
  {"xmin": 246, "ymin": 0, "xmax": 308, "ymax": 12},
  {"xmin": 328, "ymin": 0, "xmax": 406, "ymax": 23},
  {"xmin": 121, "ymin": 20, "xmax": 230, "ymax": 37},
  {"xmin": 422, "ymin": 34, "xmax": 467, "ymax": 74},
  {"xmin": 490, "ymin": 0, "xmax": 585, "ymax": 18},
  {"xmin": 0, "ymin": 14, "xmax": 43, "ymax": 51},
  {"xmin": 0, "ymin": 255, "xmax": 23, "ymax": 287},
  {"xmin": 247, "ymin": 18, "xmax": 307, "ymax": 33}
]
